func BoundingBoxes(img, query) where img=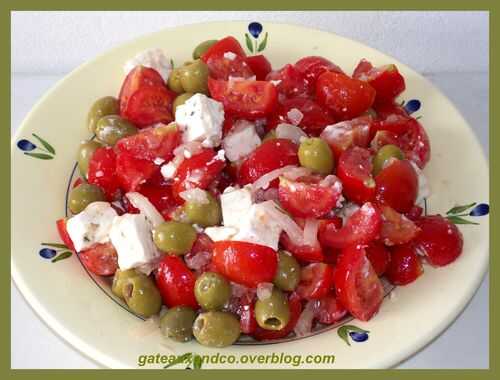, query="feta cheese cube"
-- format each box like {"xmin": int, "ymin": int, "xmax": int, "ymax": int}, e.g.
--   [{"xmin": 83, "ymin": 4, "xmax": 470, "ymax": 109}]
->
[
  {"xmin": 66, "ymin": 202, "xmax": 117, "ymax": 252},
  {"xmin": 220, "ymin": 186, "xmax": 254, "ymax": 227},
  {"xmin": 125, "ymin": 192, "xmax": 164, "ymax": 227},
  {"xmin": 204, "ymin": 226, "xmax": 239, "ymax": 242},
  {"xmin": 123, "ymin": 48, "xmax": 172, "ymax": 81},
  {"xmin": 175, "ymin": 94, "xmax": 224, "ymax": 148},
  {"xmin": 222, "ymin": 120, "xmax": 262, "ymax": 162}
]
